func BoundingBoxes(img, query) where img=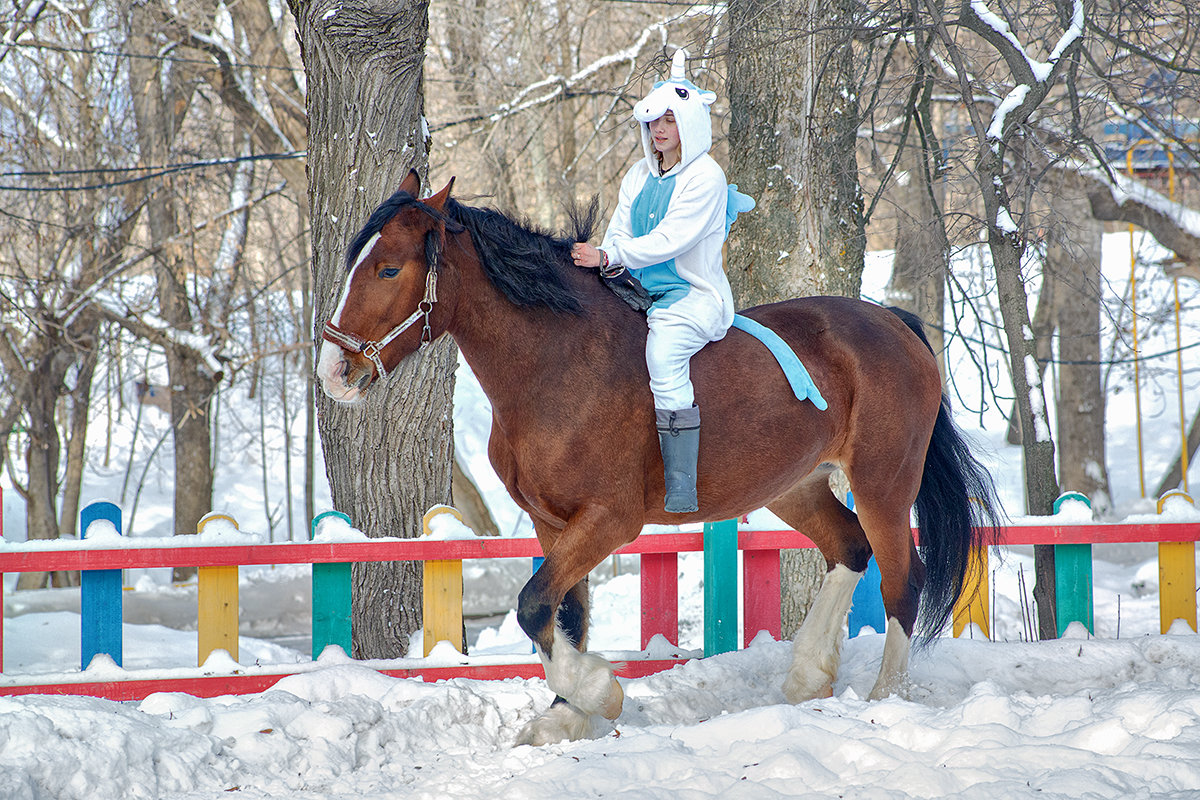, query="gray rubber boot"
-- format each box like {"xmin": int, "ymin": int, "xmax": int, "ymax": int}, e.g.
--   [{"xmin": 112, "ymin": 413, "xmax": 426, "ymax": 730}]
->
[{"xmin": 656, "ymin": 406, "xmax": 701, "ymax": 513}]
